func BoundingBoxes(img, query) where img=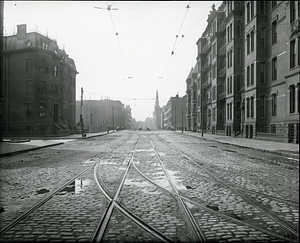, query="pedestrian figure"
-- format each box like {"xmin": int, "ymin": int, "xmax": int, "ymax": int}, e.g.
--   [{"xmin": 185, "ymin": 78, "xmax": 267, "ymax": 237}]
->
[{"xmin": 107, "ymin": 126, "xmax": 109, "ymax": 134}]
